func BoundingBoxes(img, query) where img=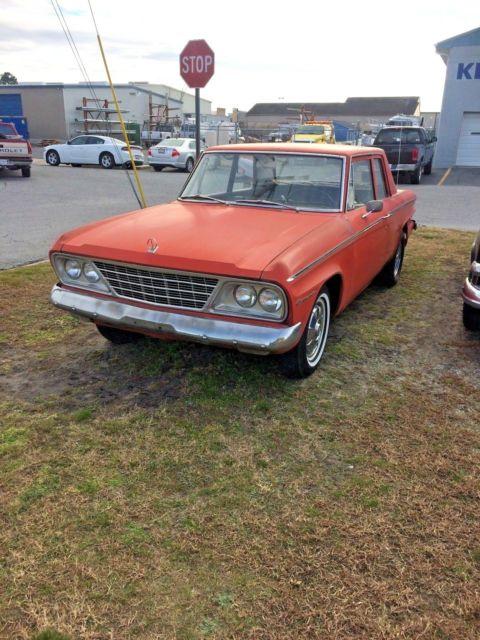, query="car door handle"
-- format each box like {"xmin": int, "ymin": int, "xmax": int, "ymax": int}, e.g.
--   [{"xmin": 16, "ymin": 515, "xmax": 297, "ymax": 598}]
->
[{"xmin": 361, "ymin": 210, "xmax": 376, "ymax": 219}]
